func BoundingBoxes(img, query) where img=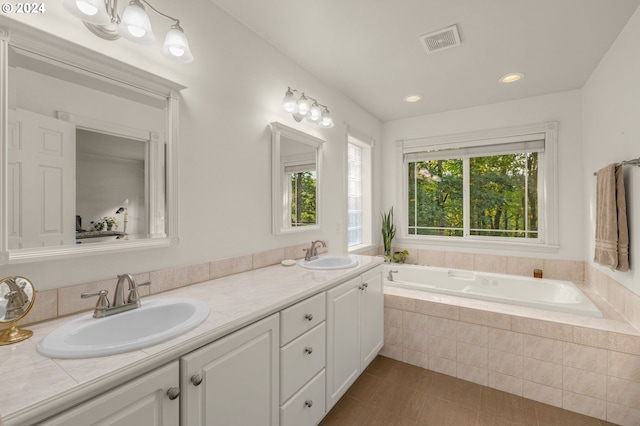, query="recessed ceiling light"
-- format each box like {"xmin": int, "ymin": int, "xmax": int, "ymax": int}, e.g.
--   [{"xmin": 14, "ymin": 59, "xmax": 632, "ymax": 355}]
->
[
  {"xmin": 404, "ymin": 94, "xmax": 423, "ymax": 103},
  {"xmin": 499, "ymin": 73, "xmax": 525, "ymax": 84}
]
